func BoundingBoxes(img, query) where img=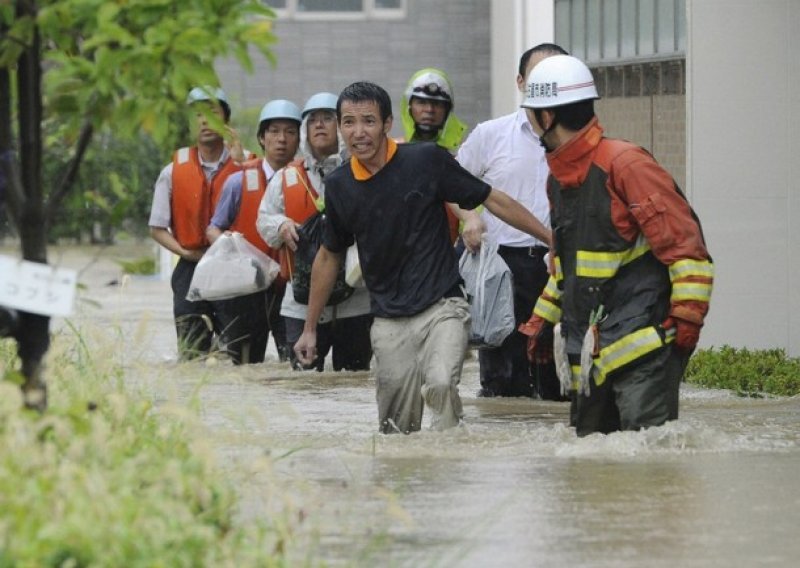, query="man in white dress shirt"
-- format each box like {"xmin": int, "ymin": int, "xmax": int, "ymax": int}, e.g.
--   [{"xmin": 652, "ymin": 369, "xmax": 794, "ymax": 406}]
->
[{"xmin": 457, "ymin": 43, "xmax": 569, "ymax": 400}]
